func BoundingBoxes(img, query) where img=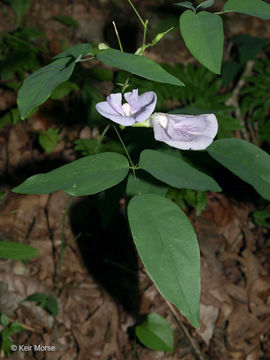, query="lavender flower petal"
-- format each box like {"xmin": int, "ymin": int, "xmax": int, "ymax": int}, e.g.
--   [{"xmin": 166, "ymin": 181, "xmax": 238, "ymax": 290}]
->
[
  {"xmin": 124, "ymin": 89, "xmax": 139, "ymax": 113},
  {"xmin": 133, "ymin": 91, "xmax": 157, "ymax": 123},
  {"xmin": 96, "ymin": 89, "xmax": 157, "ymax": 126},
  {"xmin": 96, "ymin": 101, "xmax": 135, "ymax": 126},
  {"xmin": 106, "ymin": 93, "xmax": 124, "ymax": 115},
  {"xmin": 151, "ymin": 113, "xmax": 218, "ymax": 150}
]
